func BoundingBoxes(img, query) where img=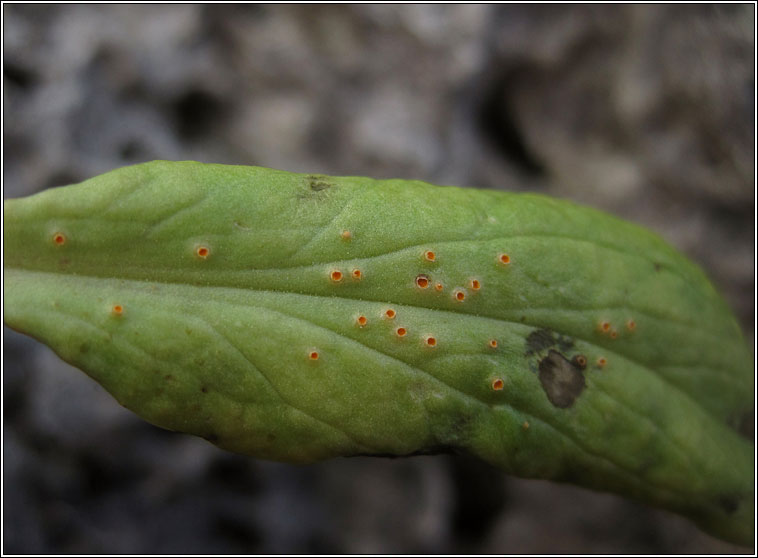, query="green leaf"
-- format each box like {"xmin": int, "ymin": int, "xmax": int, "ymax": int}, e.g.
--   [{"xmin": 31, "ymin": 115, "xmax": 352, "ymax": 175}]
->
[{"xmin": 3, "ymin": 161, "xmax": 753, "ymax": 545}]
